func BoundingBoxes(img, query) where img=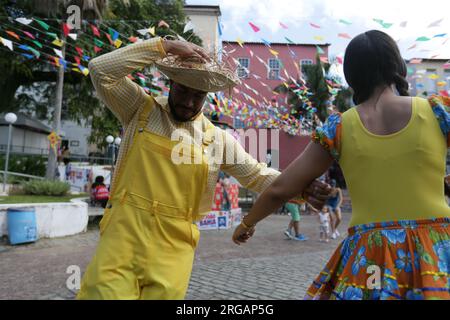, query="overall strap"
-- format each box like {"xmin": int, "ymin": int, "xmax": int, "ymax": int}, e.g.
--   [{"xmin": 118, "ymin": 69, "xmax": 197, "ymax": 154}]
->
[{"xmin": 137, "ymin": 96, "xmax": 155, "ymax": 131}]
